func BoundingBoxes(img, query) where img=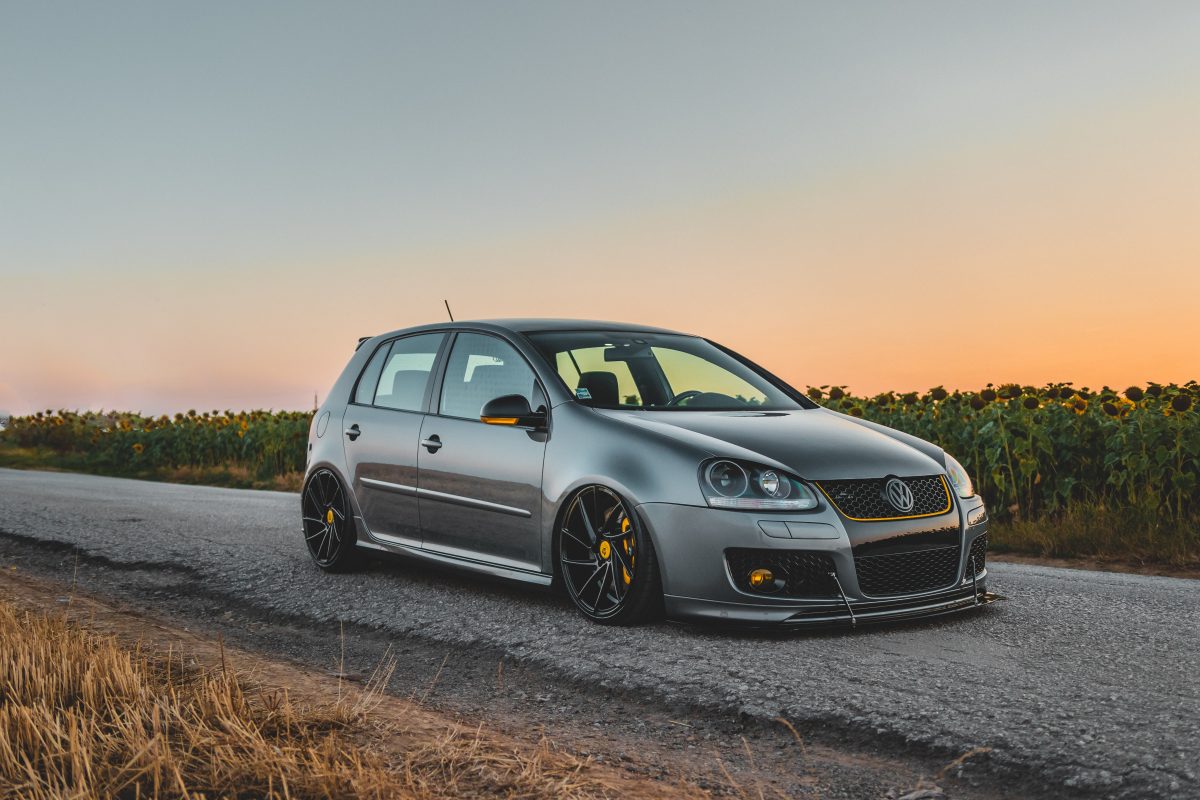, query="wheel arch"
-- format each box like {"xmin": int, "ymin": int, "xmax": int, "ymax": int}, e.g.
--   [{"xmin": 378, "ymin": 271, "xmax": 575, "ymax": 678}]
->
[
  {"xmin": 539, "ymin": 406, "xmax": 711, "ymax": 579},
  {"xmin": 302, "ymin": 457, "xmax": 367, "ymax": 539}
]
